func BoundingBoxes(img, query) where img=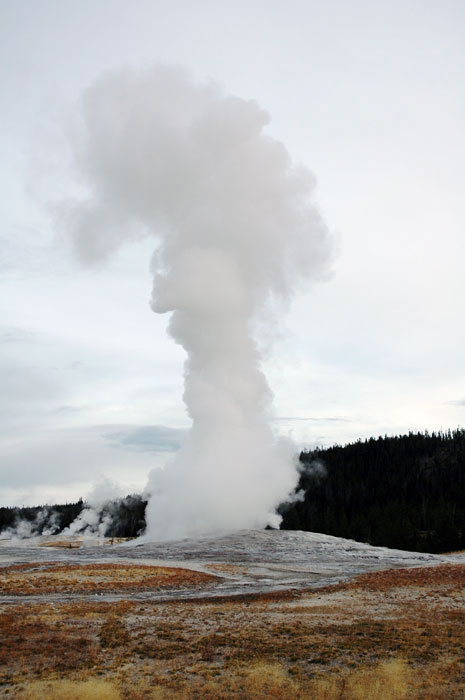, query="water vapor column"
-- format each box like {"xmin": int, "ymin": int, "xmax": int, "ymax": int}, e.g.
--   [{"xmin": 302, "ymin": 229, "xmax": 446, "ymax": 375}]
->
[{"xmin": 63, "ymin": 65, "xmax": 333, "ymax": 540}]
